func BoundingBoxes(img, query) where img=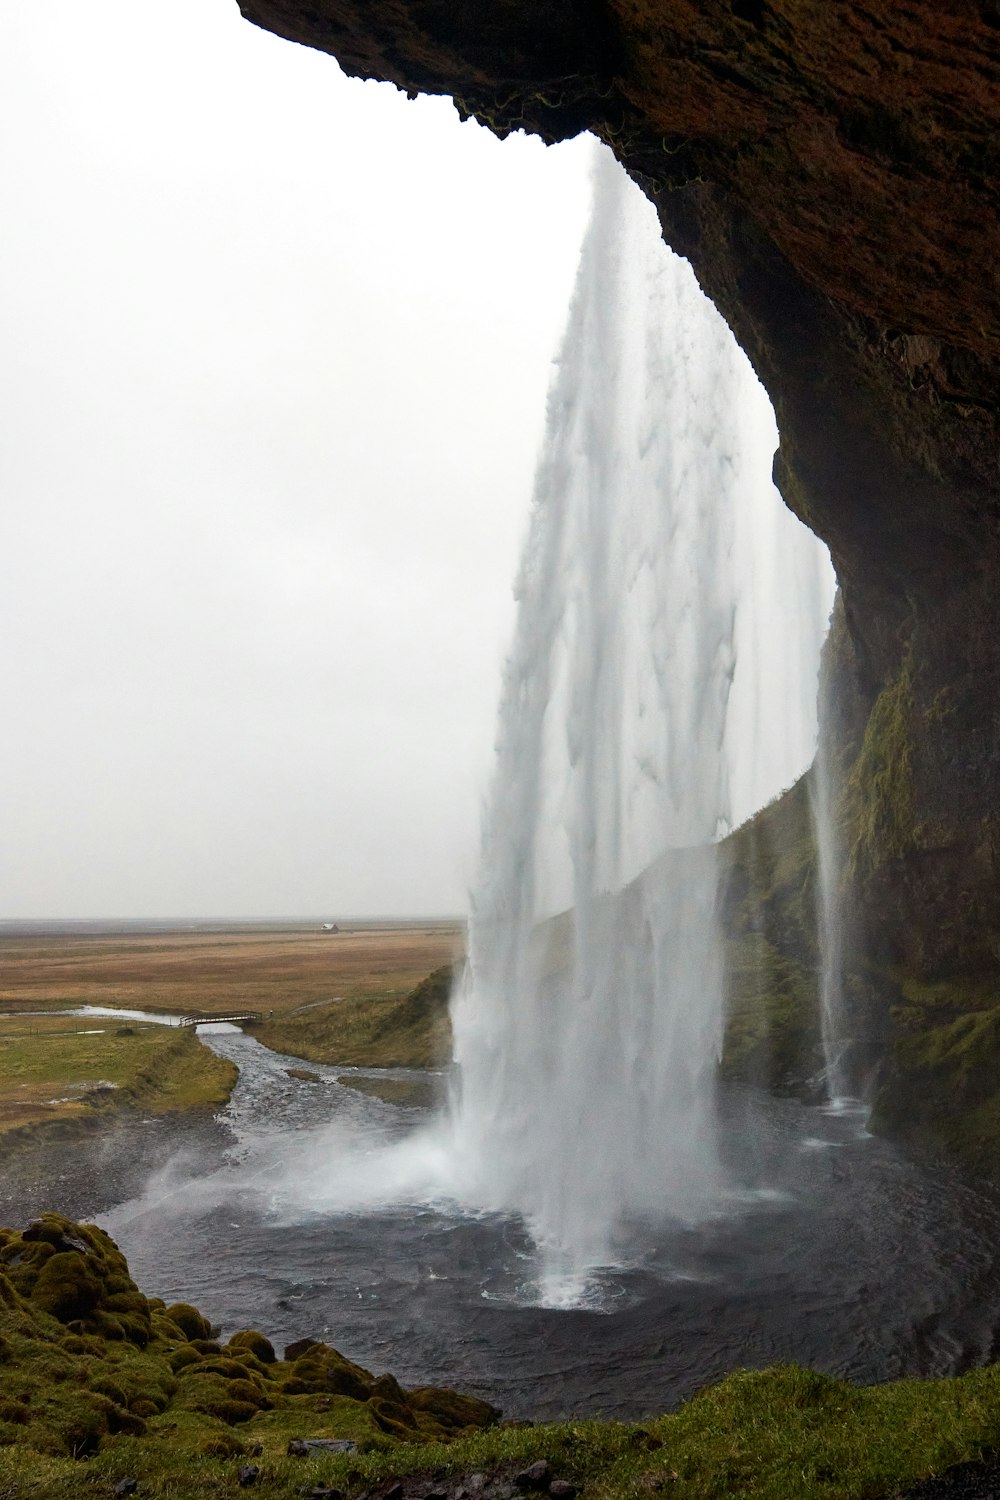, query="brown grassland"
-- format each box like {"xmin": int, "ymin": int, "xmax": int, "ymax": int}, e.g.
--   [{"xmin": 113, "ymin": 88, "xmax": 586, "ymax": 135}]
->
[{"xmin": 0, "ymin": 923, "xmax": 462, "ymax": 1018}]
